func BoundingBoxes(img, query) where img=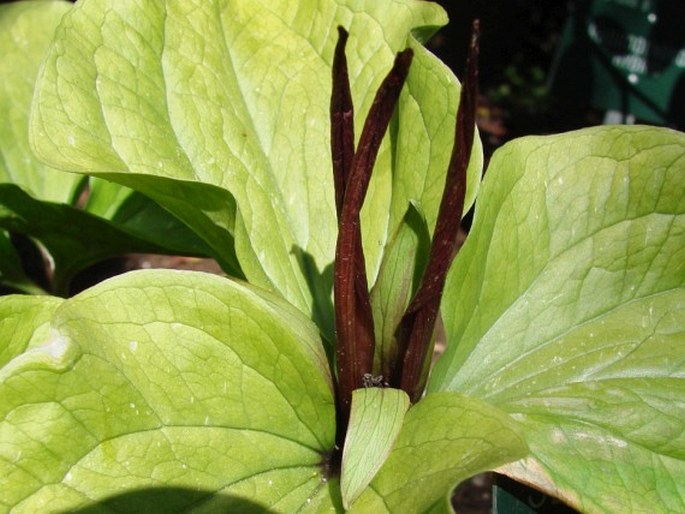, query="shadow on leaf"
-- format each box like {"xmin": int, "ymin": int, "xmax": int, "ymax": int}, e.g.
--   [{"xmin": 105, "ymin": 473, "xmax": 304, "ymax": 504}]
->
[
  {"xmin": 62, "ymin": 486, "xmax": 277, "ymax": 514},
  {"xmin": 293, "ymin": 245, "xmax": 335, "ymax": 350}
]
